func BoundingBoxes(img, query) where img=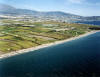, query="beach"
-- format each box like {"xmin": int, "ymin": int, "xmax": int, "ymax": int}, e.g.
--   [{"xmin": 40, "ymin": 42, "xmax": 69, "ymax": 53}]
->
[{"xmin": 0, "ymin": 31, "xmax": 99, "ymax": 59}]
